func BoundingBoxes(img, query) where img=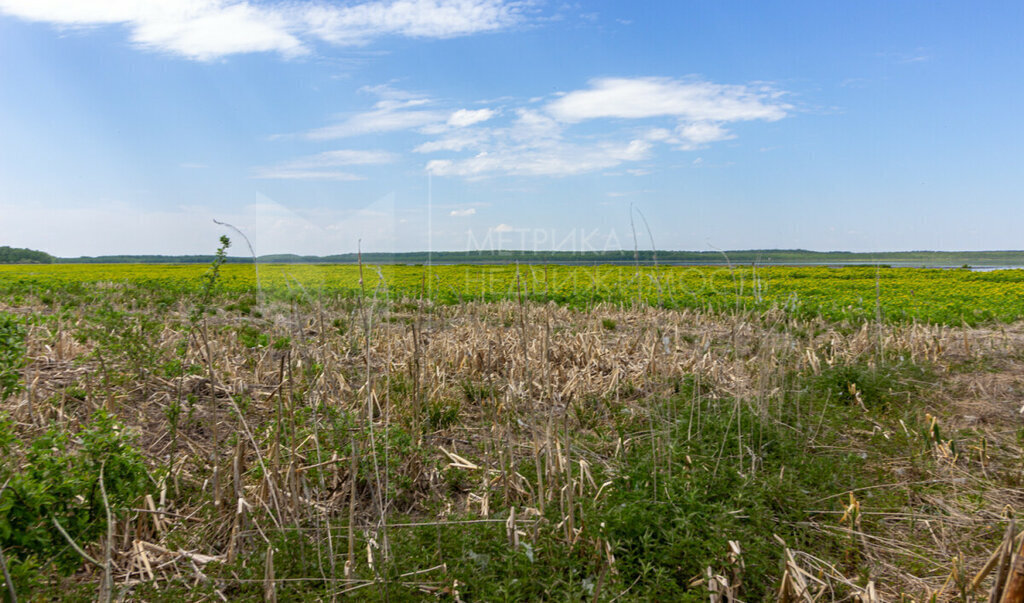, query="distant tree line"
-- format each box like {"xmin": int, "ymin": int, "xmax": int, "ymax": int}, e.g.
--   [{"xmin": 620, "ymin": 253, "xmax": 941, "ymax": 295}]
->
[
  {"xmin": 59, "ymin": 255, "xmax": 246, "ymax": 264},
  {"xmin": 50, "ymin": 249, "xmax": 1024, "ymax": 266},
  {"xmin": 0, "ymin": 246, "xmax": 54, "ymax": 264}
]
